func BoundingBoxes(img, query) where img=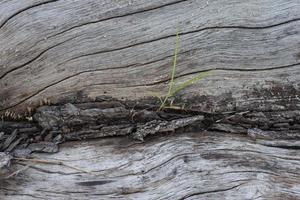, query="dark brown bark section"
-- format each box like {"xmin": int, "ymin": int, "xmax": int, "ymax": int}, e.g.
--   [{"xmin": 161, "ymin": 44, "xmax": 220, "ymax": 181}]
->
[{"xmin": 1, "ymin": 99, "xmax": 299, "ymax": 159}]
